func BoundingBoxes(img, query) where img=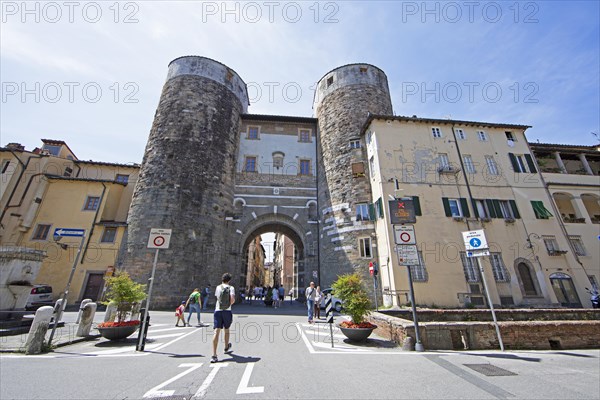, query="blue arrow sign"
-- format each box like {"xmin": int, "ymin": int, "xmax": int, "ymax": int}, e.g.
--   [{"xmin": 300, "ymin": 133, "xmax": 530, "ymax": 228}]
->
[
  {"xmin": 54, "ymin": 228, "xmax": 85, "ymax": 237},
  {"xmin": 469, "ymin": 238, "xmax": 482, "ymax": 248}
]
